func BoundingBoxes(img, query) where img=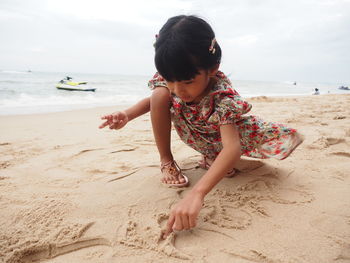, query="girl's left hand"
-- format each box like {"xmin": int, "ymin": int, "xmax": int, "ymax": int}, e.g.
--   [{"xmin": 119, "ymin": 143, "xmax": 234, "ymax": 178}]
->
[{"xmin": 163, "ymin": 191, "xmax": 204, "ymax": 239}]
